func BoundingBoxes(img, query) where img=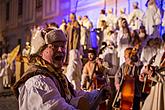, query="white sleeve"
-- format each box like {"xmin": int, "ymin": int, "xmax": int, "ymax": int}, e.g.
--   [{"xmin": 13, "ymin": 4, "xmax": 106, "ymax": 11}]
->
[
  {"xmin": 140, "ymin": 48, "xmax": 148, "ymax": 65},
  {"xmin": 154, "ymin": 9, "xmax": 161, "ymax": 25},
  {"xmin": 66, "ymin": 64, "xmax": 75, "ymax": 82},
  {"xmin": 18, "ymin": 75, "xmax": 77, "ymax": 110}
]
